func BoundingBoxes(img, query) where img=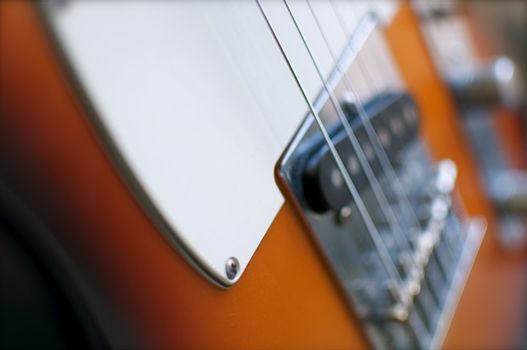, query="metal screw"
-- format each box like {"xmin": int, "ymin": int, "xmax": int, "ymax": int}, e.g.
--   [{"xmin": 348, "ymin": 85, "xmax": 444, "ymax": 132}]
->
[
  {"xmin": 390, "ymin": 305, "xmax": 409, "ymax": 322},
  {"xmin": 225, "ymin": 257, "xmax": 240, "ymax": 280},
  {"xmin": 336, "ymin": 206, "xmax": 352, "ymax": 225}
]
